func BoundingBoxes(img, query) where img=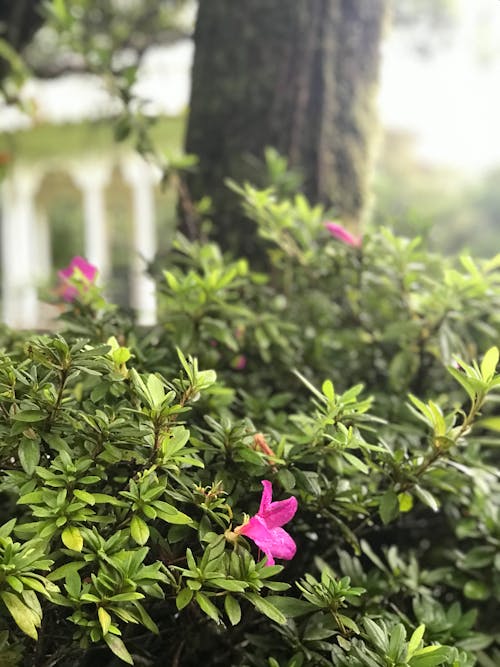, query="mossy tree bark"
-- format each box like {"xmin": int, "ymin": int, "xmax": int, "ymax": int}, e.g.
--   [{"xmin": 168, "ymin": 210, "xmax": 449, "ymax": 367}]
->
[{"xmin": 183, "ymin": 0, "xmax": 388, "ymax": 257}]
